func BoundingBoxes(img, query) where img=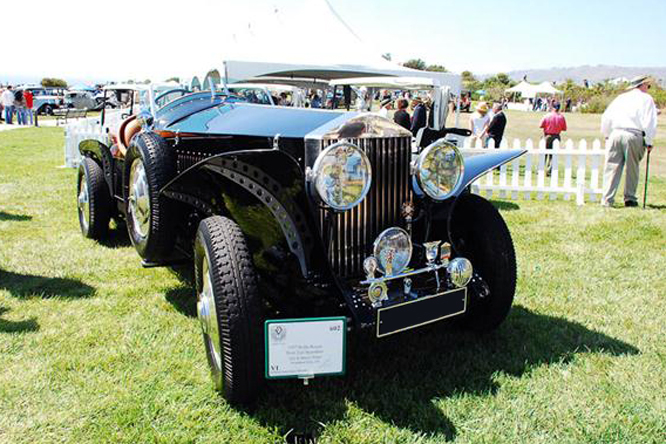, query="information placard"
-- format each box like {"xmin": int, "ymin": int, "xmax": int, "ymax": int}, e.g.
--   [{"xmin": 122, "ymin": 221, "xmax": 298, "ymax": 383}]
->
[{"xmin": 265, "ymin": 317, "xmax": 346, "ymax": 379}]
